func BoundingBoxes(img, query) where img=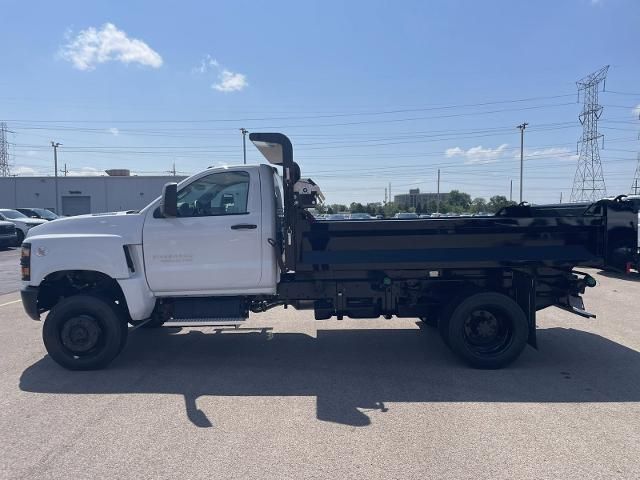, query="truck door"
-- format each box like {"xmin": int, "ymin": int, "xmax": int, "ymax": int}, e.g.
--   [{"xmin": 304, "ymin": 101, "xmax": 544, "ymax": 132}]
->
[{"xmin": 142, "ymin": 169, "xmax": 262, "ymax": 294}]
